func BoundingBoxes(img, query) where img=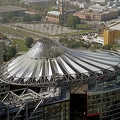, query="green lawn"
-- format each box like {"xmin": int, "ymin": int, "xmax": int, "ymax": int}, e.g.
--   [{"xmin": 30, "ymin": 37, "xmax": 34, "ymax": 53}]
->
[
  {"xmin": 12, "ymin": 38, "xmax": 29, "ymax": 51},
  {"xmin": 76, "ymin": 24, "xmax": 88, "ymax": 28},
  {"xmin": 76, "ymin": 24, "xmax": 92, "ymax": 29},
  {"xmin": 64, "ymin": 30, "xmax": 95, "ymax": 36}
]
